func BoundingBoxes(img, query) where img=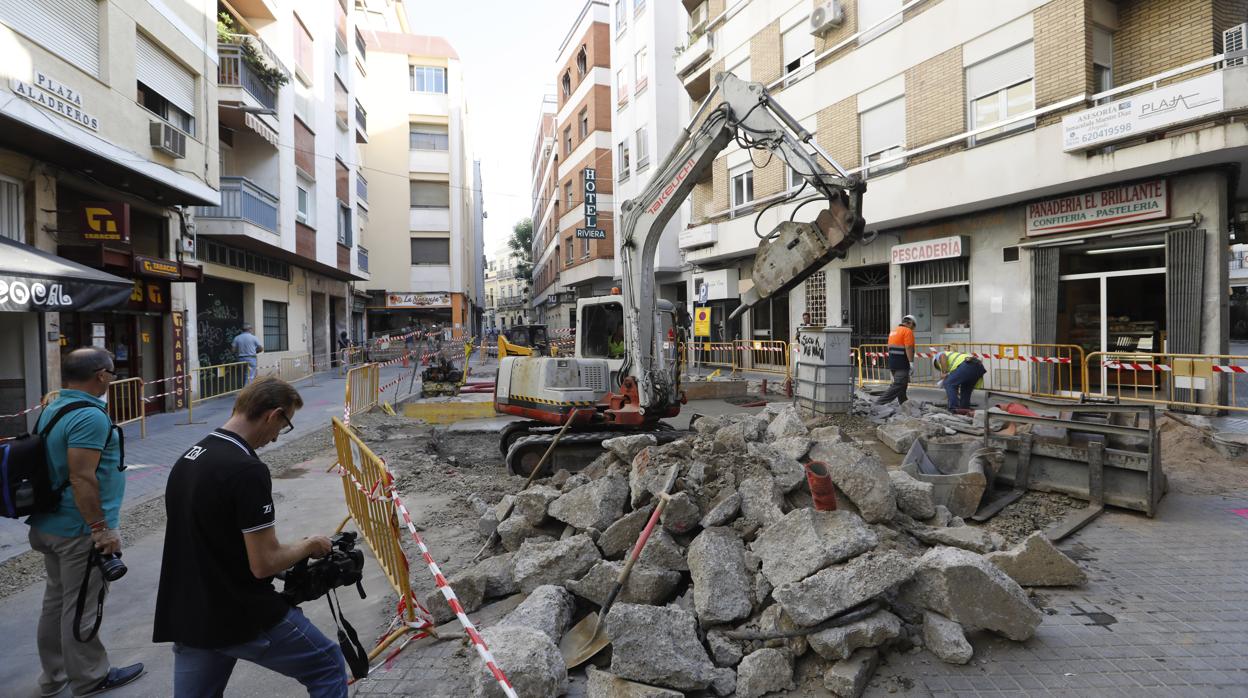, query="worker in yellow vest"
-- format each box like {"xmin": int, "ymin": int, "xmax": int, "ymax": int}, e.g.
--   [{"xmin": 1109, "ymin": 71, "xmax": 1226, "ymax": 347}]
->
[{"xmin": 933, "ymin": 350, "xmax": 986, "ymax": 411}]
